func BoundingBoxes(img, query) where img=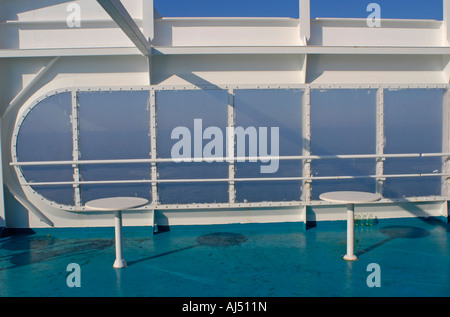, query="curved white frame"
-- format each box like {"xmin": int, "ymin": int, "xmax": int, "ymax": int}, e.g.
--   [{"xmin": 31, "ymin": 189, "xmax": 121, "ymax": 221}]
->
[{"xmin": 10, "ymin": 83, "xmax": 450, "ymax": 214}]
